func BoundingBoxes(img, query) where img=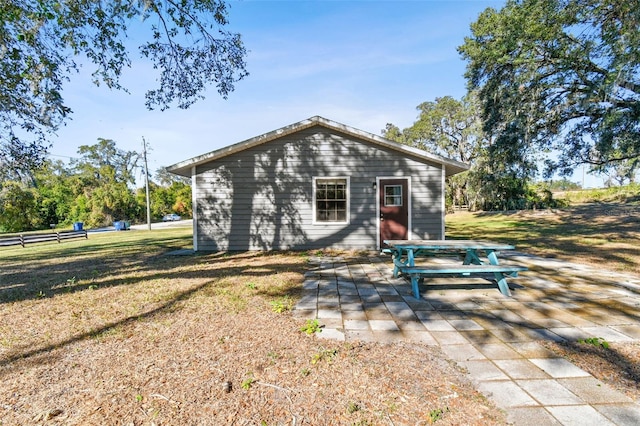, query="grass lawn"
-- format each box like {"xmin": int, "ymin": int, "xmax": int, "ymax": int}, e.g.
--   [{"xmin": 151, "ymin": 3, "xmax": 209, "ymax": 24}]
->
[
  {"xmin": 446, "ymin": 202, "xmax": 640, "ymax": 274},
  {"xmin": 0, "ymin": 228, "xmax": 503, "ymax": 425}
]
